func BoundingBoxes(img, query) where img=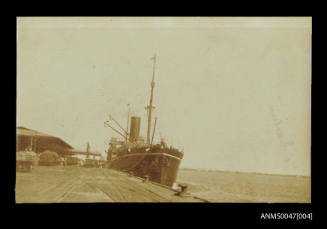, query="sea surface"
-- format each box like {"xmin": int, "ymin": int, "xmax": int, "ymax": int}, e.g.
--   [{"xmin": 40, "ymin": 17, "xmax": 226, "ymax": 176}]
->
[{"xmin": 176, "ymin": 168, "xmax": 310, "ymax": 203}]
